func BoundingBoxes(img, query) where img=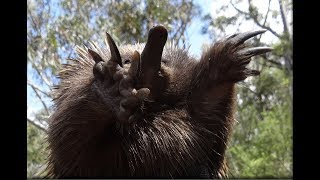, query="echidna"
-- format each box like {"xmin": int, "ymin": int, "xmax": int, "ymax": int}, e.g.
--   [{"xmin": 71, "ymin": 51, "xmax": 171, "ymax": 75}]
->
[{"xmin": 46, "ymin": 25, "xmax": 271, "ymax": 178}]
